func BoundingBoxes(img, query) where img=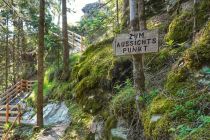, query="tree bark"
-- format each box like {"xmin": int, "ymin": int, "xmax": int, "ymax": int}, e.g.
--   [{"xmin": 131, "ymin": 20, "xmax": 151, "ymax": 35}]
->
[
  {"xmin": 123, "ymin": 0, "xmax": 129, "ymax": 17},
  {"xmin": 193, "ymin": 0, "xmax": 198, "ymax": 40},
  {"xmin": 138, "ymin": 0, "xmax": 146, "ymax": 31},
  {"xmin": 116, "ymin": 0, "xmax": 119, "ymax": 25},
  {"xmin": 130, "ymin": 0, "xmax": 146, "ymax": 116},
  {"xmin": 130, "ymin": 0, "xmax": 145, "ymax": 94},
  {"xmin": 62, "ymin": 0, "xmax": 69, "ymax": 80},
  {"xmin": 57, "ymin": 0, "xmax": 62, "ymax": 27},
  {"xmin": 12, "ymin": 0, "xmax": 16, "ymax": 84},
  {"xmin": 20, "ymin": 20, "xmax": 26, "ymax": 79},
  {"xmin": 37, "ymin": 0, "xmax": 45, "ymax": 128},
  {"xmin": 5, "ymin": 15, "xmax": 9, "ymax": 90},
  {"xmin": 17, "ymin": 18, "xmax": 21, "ymax": 80},
  {"xmin": 122, "ymin": 0, "xmax": 129, "ymax": 29}
]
